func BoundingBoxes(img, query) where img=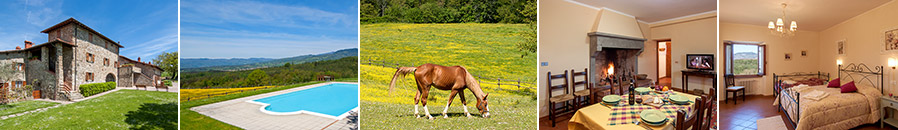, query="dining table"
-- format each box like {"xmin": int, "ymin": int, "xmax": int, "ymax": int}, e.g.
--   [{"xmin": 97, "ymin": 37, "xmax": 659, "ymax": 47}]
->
[{"xmin": 568, "ymin": 91, "xmax": 699, "ymax": 130}]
